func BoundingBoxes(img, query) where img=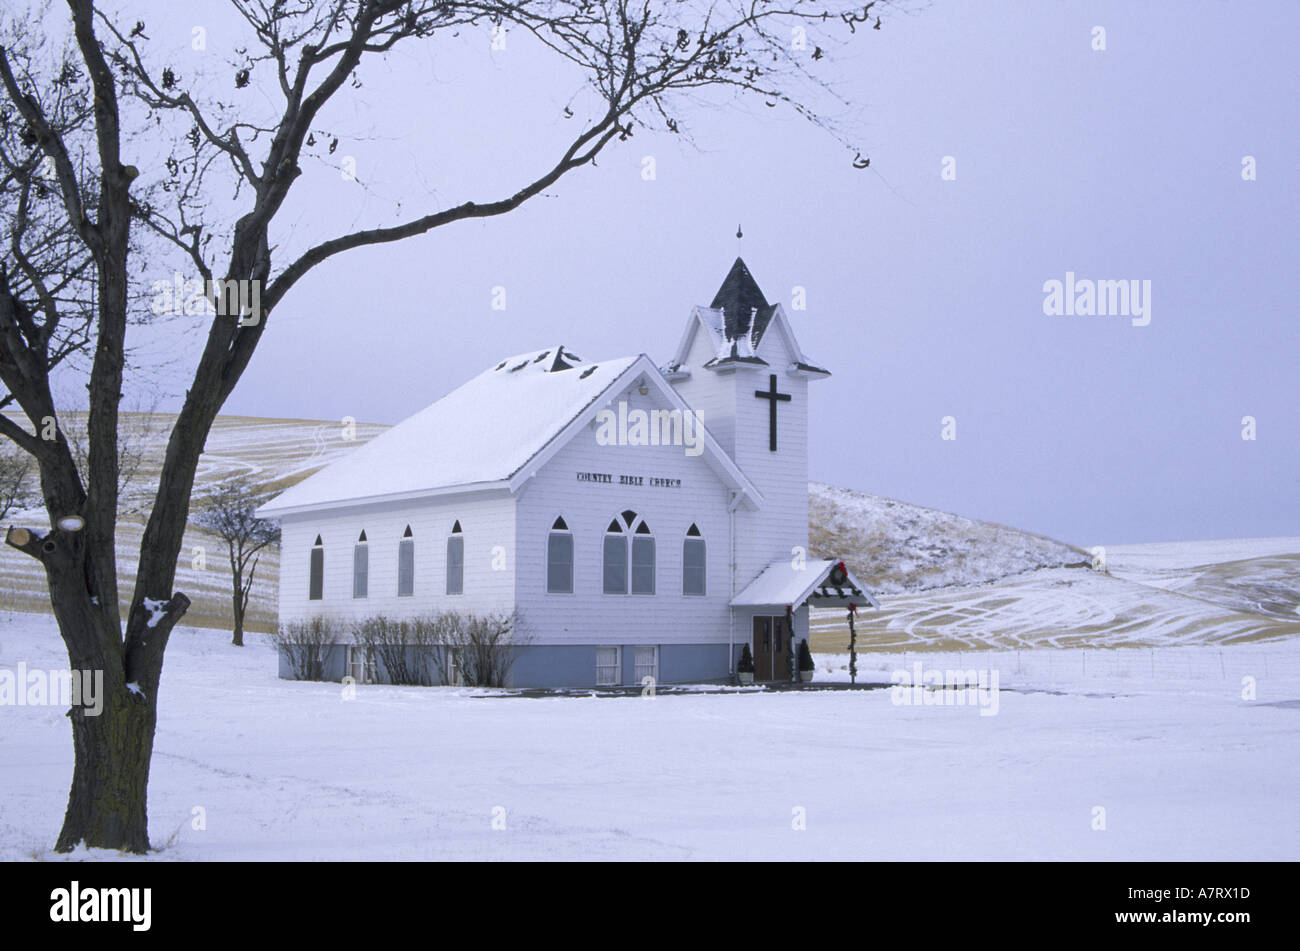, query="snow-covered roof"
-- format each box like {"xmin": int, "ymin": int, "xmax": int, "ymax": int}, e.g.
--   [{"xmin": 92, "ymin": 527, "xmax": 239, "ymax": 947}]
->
[
  {"xmin": 730, "ymin": 559, "xmax": 878, "ymax": 609},
  {"xmin": 259, "ymin": 347, "xmax": 638, "ymax": 516},
  {"xmin": 259, "ymin": 346, "xmax": 761, "ymax": 517}
]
